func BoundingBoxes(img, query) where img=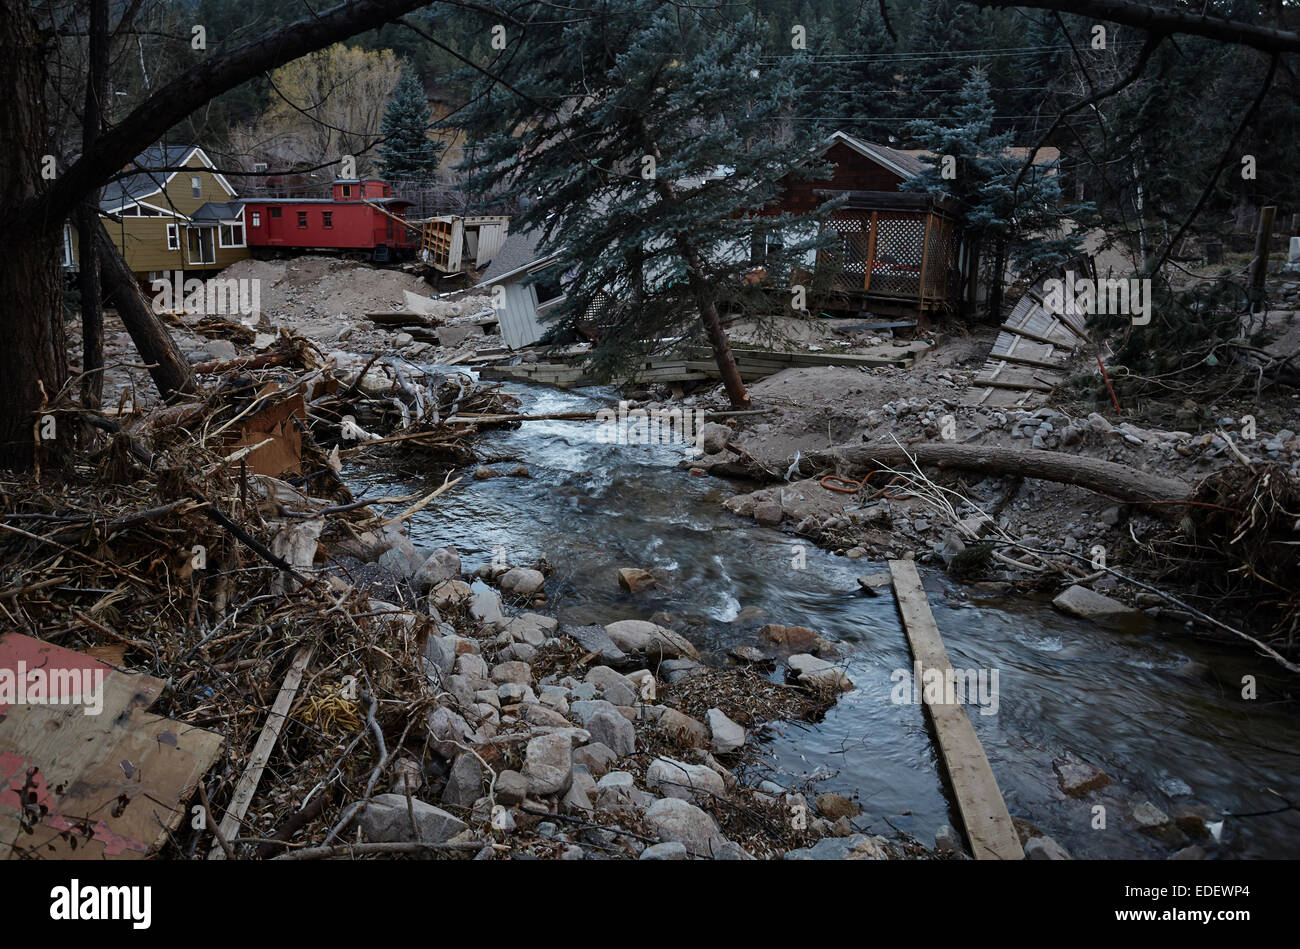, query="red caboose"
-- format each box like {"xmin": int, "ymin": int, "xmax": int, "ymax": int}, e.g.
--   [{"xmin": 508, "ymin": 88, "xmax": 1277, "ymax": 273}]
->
[{"xmin": 242, "ymin": 178, "xmax": 419, "ymax": 261}]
